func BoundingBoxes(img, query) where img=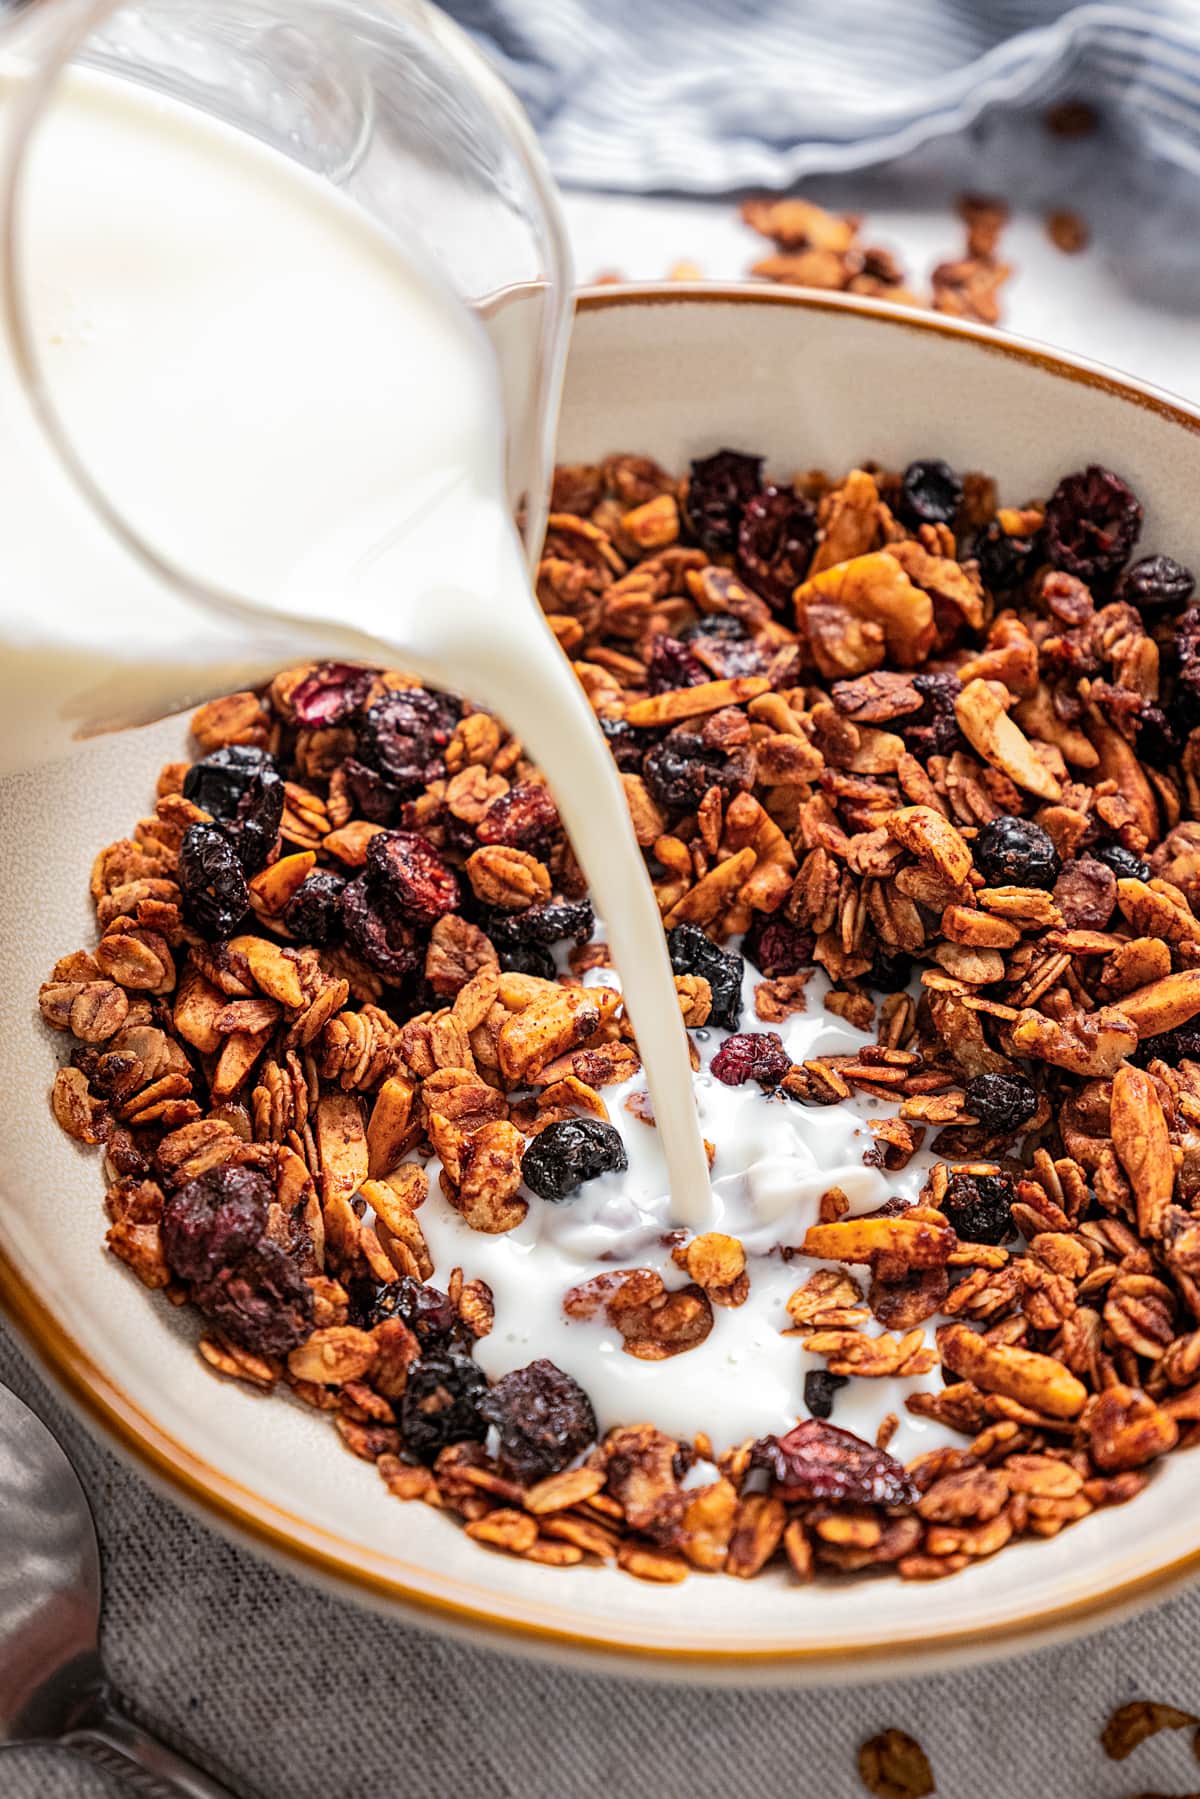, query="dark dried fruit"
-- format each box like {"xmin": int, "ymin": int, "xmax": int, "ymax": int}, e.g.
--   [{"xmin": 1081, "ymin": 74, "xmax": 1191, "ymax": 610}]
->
[
  {"xmin": 476, "ymin": 782, "xmax": 561, "ymax": 851},
  {"xmin": 643, "ymin": 730, "xmax": 755, "ymax": 813},
  {"xmin": 191, "ymin": 1239, "xmax": 314, "ymax": 1358},
  {"xmin": 679, "ymin": 613, "xmax": 767, "ymax": 680},
  {"xmin": 178, "ymin": 822, "xmax": 250, "ymax": 940},
  {"xmin": 1135, "ymin": 703, "xmax": 1184, "ymax": 772},
  {"xmin": 963, "ymin": 1072, "xmax": 1038, "ymax": 1134},
  {"xmin": 685, "ymin": 448, "xmax": 763, "ymax": 554},
  {"xmin": 646, "ymin": 635, "xmax": 709, "ymax": 694},
  {"xmin": 359, "ymin": 687, "xmax": 461, "ymax": 788},
  {"xmin": 521, "ymin": 1118, "xmax": 628, "ymax": 1202},
  {"xmin": 366, "ymin": 830, "xmax": 460, "ymax": 925},
  {"xmin": 497, "ymin": 943, "xmax": 557, "ymax": 980},
  {"xmin": 399, "ymin": 1352, "xmax": 488, "ymax": 1462},
  {"xmin": 289, "ymin": 662, "xmax": 374, "ymax": 726},
  {"xmin": 973, "ymin": 816, "xmax": 1061, "ymax": 889},
  {"xmin": 1175, "ymin": 606, "xmax": 1200, "ymax": 728},
  {"xmin": 753, "ymin": 1418, "xmax": 918, "ymax": 1507},
  {"xmin": 742, "ymin": 914, "xmax": 814, "ymax": 978},
  {"xmin": 1096, "ymin": 843, "xmax": 1150, "ymax": 882},
  {"xmin": 901, "ymin": 671, "xmax": 963, "ymax": 760},
  {"xmin": 478, "ymin": 1358, "xmax": 597, "ymax": 1482},
  {"xmin": 364, "ymin": 1275, "xmax": 462, "ymax": 1349},
  {"xmin": 484, "ymin": 899, "xmax": 594, "ymax": 949},
  {"xmin": 161, "ymin": 1163, "xmax": 271, "ymax": 1282},
  {"xmin": 736, "ymin": 485, "xmax": 817, "ymax": 613},
  {"xmin": 668, "ymin": 922, "xmax": 745, "ymax": 1031},
  {"xmin": 182, "ymin": 746, "xmax": 283, "ymax": 875},
  {"xmin": 1043, "ymin": 464, "xmax": 1142, "ymax": 581},
  {"xmin": 898, "ymin": 459, "xmax": 963, "ymax": 528},
  {"xmin": 282, "ymin": 870, "xmax": 346, "ymax": 946},
  {"xmin": 710, "ymin": 1030, "xmax": 791, "ymax": 1088},
  {"xmin": 340, "ymin": 757, "xmax": 402, "ymax": 825},
  {"xmin": 340, "ymin": 875, "xmax": 420, "ymax": 982},
  {"xmin": 865, "ymin": 947, "xmax": 913, "ymax": 995},
  {"xmin": 940, "ymin": 1170, "xmax": 1015, "ymax": 1245},
  {"xmin": 1133, "ymin": 1026, "xmax": 1200, "ymax": 1069},
  {"xmin": 600, "ymin": 715, "xmax": 651, "ymax": 774},
  {"xmin": 1120, "ymin": 553, "xmax": 1195, "ymax": 615},
  {"xmin": 804, "ymin": 1368, "xmax": 849, "ymax": 1421},
  {"xmin": 974, "ymin": 518, "xmax": 1034, "ymax": 592}
]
